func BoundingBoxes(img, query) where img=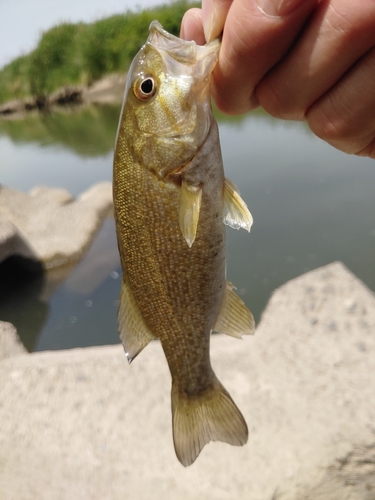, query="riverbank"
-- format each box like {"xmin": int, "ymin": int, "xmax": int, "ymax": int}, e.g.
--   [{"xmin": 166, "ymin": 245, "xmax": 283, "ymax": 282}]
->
[
  {"xmin": 1, "ymin": 261, "xmax": 375, "ymax": 499},
  {"xmin": 0, "ymin": 1, "xmax": 196, "ymax": 110},
  {"xmin": 0, "ymin": 73, "xmax": 126, "ymax": 118}
]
